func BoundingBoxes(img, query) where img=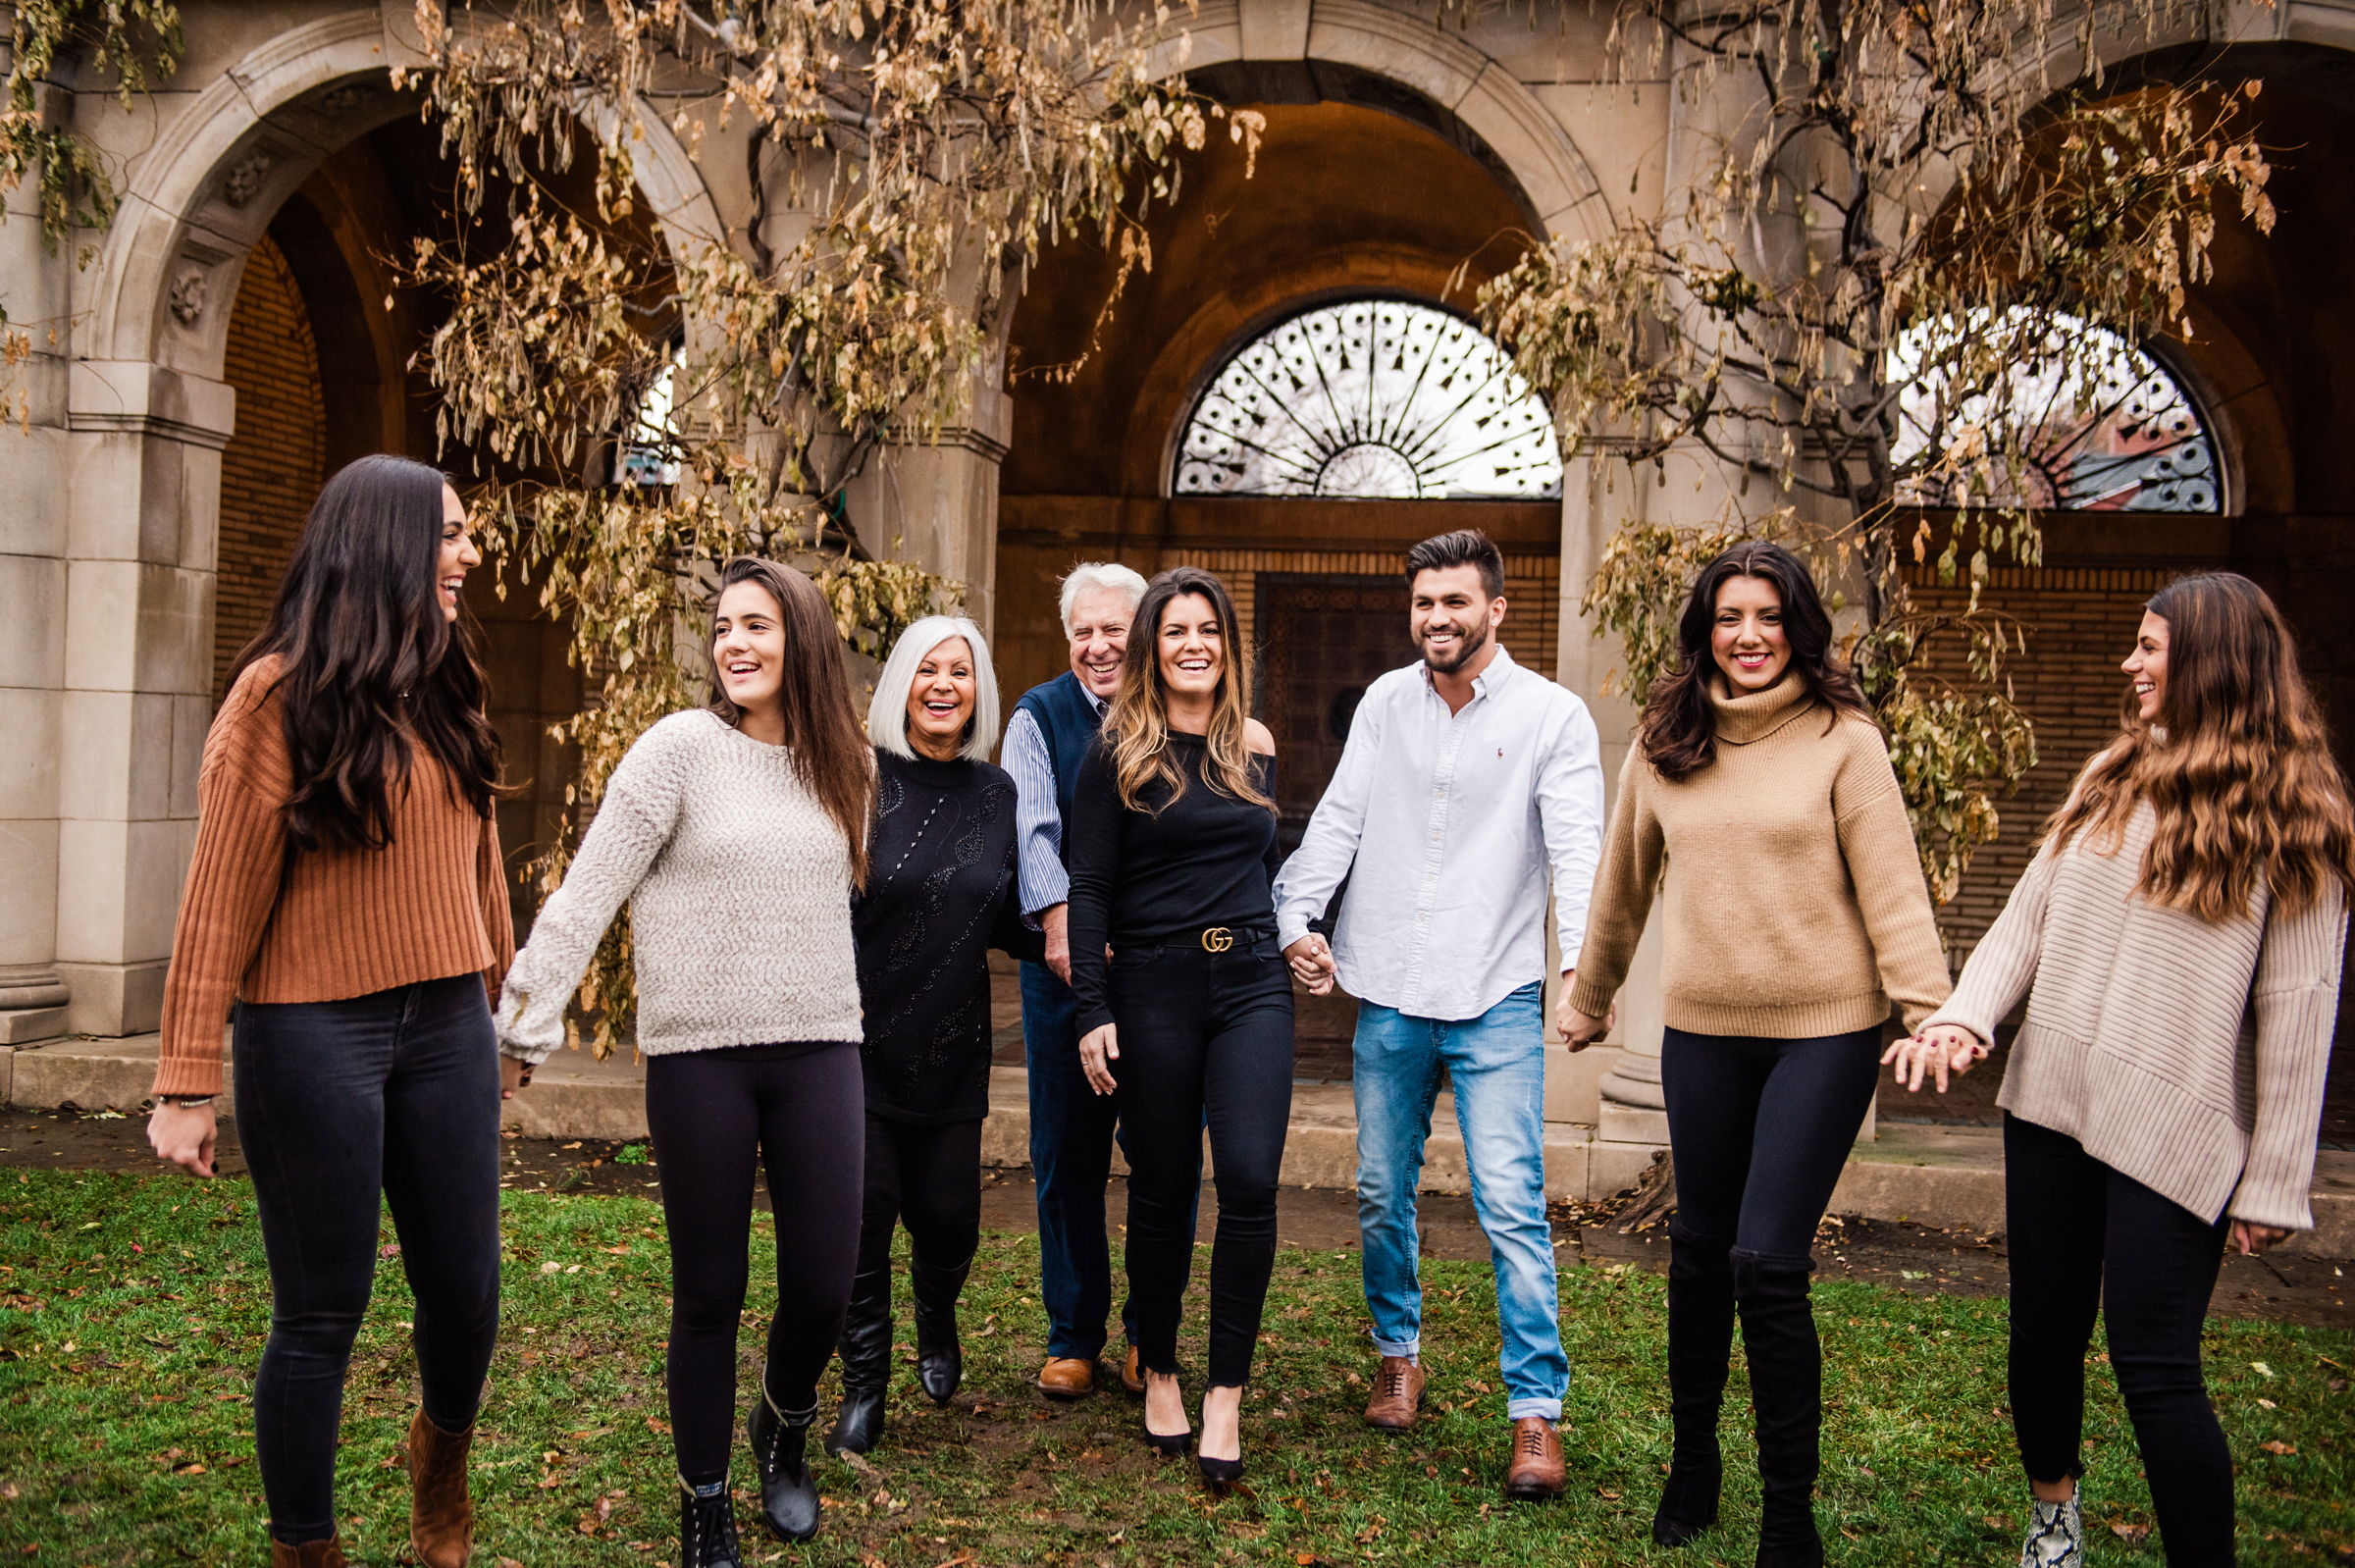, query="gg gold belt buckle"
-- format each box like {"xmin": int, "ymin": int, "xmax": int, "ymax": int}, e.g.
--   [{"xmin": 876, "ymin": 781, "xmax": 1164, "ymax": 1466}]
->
[{"xmin": 1200, "ymin": 926, "xmax": 1234, "ymax": 953}]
